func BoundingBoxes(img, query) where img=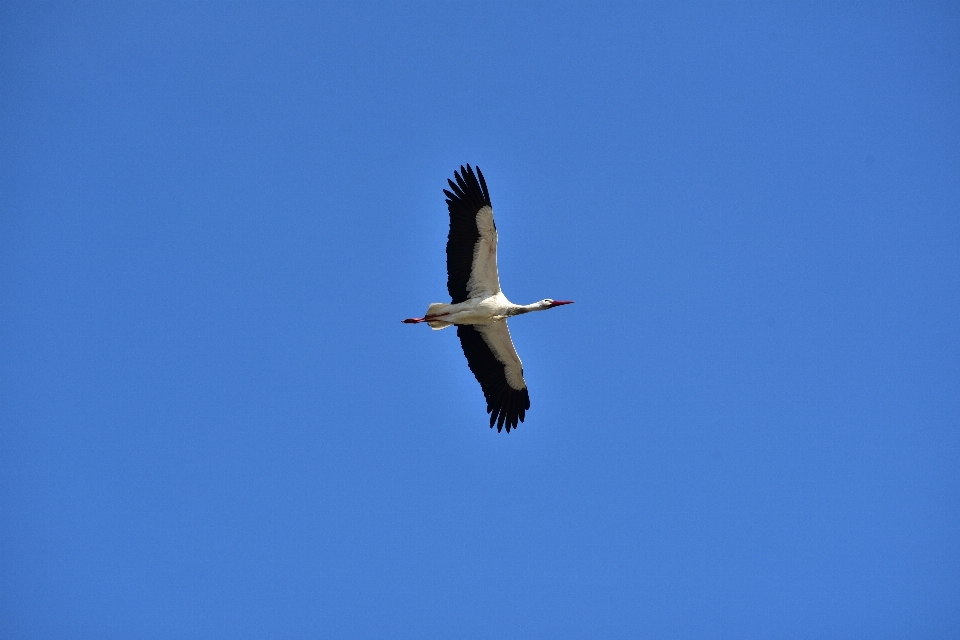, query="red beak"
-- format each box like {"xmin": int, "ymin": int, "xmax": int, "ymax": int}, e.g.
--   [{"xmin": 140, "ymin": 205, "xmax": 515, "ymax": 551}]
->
[{"xmin": 549, "ymin": 300, "xmax": 575, "ymax": 307}]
